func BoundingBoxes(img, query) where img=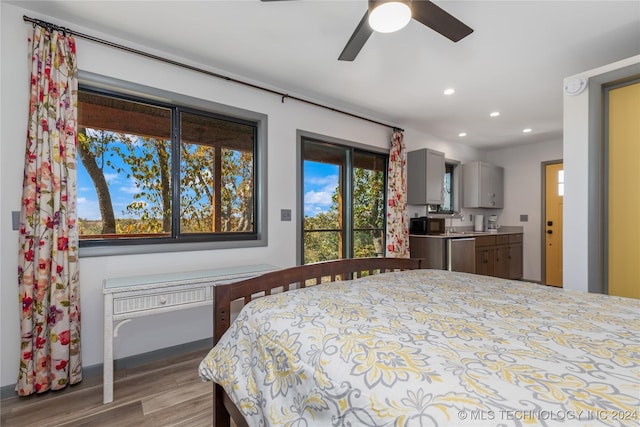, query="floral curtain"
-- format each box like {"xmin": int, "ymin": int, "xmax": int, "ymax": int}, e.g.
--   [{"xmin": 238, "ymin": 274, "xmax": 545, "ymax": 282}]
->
[
  {"xmin": 385, "ymin": 129, "xmax": 409, "ymax": 258},
  {"xmin": 16, "ymin": 24, "xmax": 81, "ymax": 396}
]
